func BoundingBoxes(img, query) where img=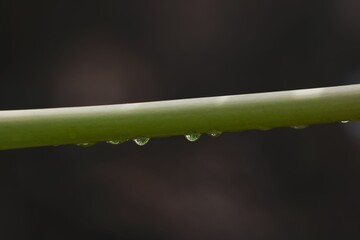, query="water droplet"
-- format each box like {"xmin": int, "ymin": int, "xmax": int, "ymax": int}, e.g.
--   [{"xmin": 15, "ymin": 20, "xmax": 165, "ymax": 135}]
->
[
  {"xmin": 106, "ymin": 139, "xmax": 125, "ymax": 145},
  {"xmin": 208, "ymin": 131, "xmax": 222, "ymax": 137},
  {"xmin": 341, "ymin": 120, "xmax": 349, "ymax": 124},
  {"xmin": 185, "ymin": 133, "xmax": 201, "ymax": 142},
  {"xmin": 134, "ymin": 138, "xmax": 150, "ymax": 146},
  {"xmin": 292, "ymin": 125, "xmax": 308, "ymax": 129},
  {"xmin": 77, "ymin": 142, "xmax": 95, "ymax": 147}
]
